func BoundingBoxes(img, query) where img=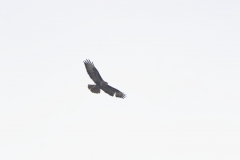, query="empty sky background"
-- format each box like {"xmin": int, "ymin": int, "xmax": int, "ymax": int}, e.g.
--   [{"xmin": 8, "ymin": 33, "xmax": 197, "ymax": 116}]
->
[{"xmin": 0, "ymin": 0, "xmax": 240, "ymax": 159}]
